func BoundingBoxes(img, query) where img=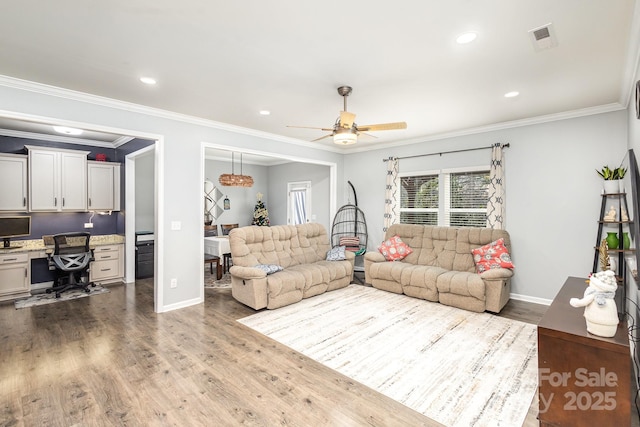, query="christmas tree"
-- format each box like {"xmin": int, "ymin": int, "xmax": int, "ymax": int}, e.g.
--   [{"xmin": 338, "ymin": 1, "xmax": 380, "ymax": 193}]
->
[{"xmin": 252, "ymin": 192, "xmax": 270, "ymax": 226}]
